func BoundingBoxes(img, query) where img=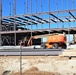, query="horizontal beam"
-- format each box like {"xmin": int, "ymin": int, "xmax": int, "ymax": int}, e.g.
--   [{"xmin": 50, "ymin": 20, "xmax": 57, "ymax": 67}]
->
[
  {"xmin": 2, "ymin": 9, "xmax": 76, "ymax": 19},
  {"xmin": 1, "ymin": 27, "xmax": 76, "ymax": 34}
]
